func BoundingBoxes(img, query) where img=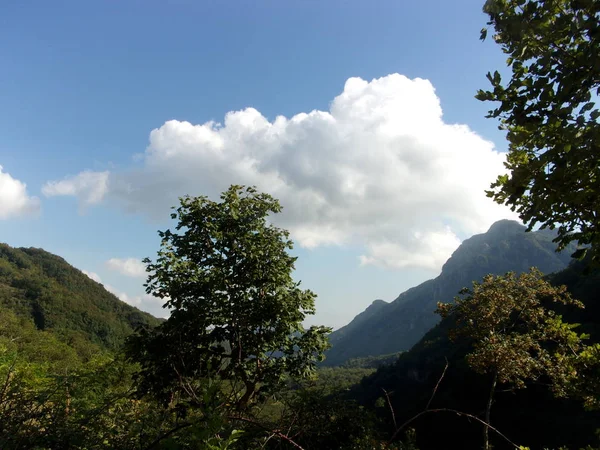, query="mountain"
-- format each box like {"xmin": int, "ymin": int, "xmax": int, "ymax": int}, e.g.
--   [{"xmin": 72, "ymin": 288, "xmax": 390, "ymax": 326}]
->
[
  {"xmin": 349, "ymin": 257, "xmax": 600, "ymax": 450},
  {"xmin": 0, "ymin": 243, "xmax": 161, "ymax": 355},
  {"xmin": 324, "ymin": 220, "xmax": 576, "ymax": 366}
]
